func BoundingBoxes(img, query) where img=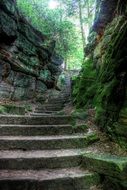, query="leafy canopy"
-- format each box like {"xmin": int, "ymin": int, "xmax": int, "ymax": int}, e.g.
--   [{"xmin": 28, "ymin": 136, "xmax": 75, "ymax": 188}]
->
[{"xmin": 17, "ymin": 0, "xmax": 95, "ymax": 70}]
